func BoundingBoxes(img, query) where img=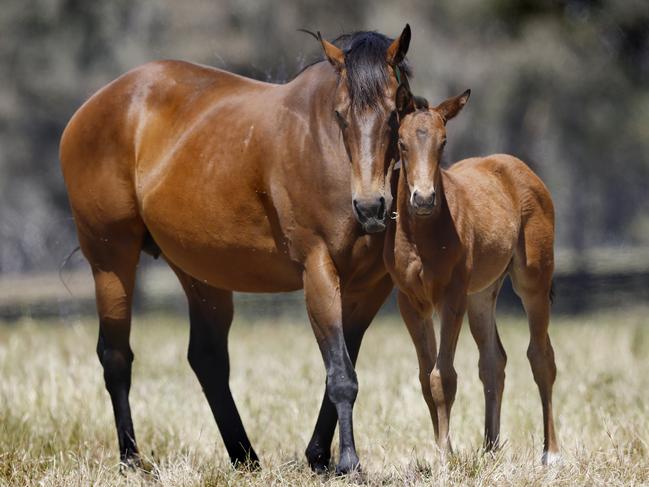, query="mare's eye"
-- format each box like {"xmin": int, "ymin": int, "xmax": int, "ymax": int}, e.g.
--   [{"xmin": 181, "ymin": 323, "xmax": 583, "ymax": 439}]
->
[
  {"xmin": 335, "ymin": 110, "xmax": 348, "ymax": 128},
  {"xmin": 440, "ymin": 139, "xmax": 447, "ymax": 149},
  {"xmin": 398, "ymin": 140, "xmax": 407, "ymax": 152}
]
